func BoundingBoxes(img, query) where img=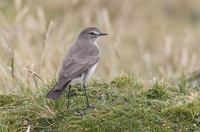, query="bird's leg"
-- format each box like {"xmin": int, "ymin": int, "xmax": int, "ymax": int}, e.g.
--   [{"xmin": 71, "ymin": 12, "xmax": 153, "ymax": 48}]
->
[
  {"xmin": 67, "ymin": 85, "xmax": 71, "ymax": 109},
  {"xmin": 83, "ymin": 82, "xmax": 91, "ymax": 108}
]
